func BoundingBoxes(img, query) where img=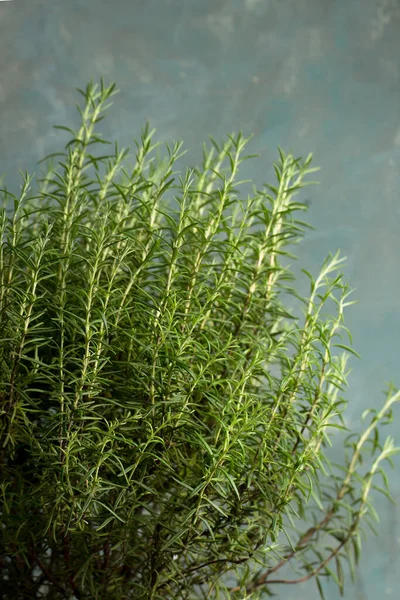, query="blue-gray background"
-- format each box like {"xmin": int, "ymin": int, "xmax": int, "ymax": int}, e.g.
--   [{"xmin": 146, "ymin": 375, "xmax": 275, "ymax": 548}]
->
[{"xmin": 1, "ymin": 0, "xmax": 399, "ymax": 598}]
